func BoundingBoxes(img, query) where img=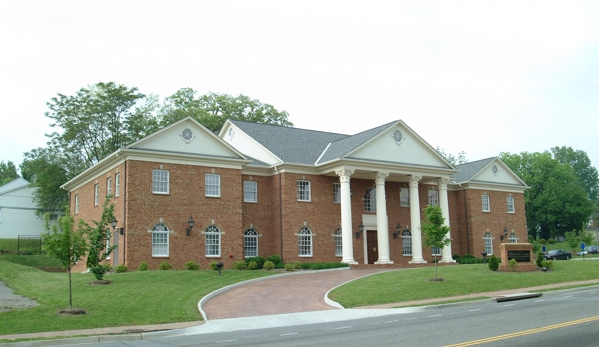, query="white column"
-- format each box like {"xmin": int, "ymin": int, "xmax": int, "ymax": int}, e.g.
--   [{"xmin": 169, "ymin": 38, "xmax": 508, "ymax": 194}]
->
[
  {"xmin": 336, "ymin": 169, "xmax": 357, "ymax": 264},
  {"xmin": 374, "ymin": 172, "xmax": 392, "ymax": 264},
  {"xmin": 409, "ymin": 175, "xmax": 426, "ymax": 264},
  {"xmin": 438, "ymin": 178, "xmax": 456, "ymax": 263}
]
